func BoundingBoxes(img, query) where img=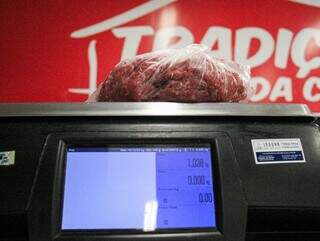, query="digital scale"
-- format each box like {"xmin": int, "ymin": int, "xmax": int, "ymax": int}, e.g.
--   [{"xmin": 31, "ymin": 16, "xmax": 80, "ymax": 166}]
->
[{"xmin": 0, "ymin": 103, "xmax": 319, "ymax": 241}]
